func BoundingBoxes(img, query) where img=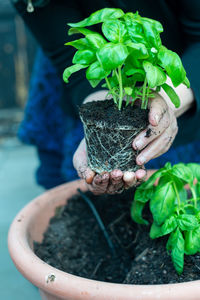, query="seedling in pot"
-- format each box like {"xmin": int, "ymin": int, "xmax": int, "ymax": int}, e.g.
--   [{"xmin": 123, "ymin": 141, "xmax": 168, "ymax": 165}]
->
[
  {"xmin": 131, "ymin": 162, "xmax": 200, "ymax": 275},
  {"xmin": 63, "ymin": 8, "xmax": 190, "ymax": 110}
]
